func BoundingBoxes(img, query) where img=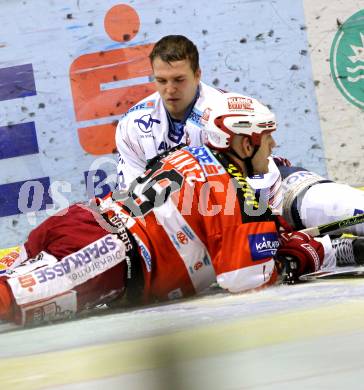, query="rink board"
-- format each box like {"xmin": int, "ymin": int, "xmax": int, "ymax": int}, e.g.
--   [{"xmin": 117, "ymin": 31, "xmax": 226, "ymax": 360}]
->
[
  {"xmin": 3, "ymin": 0, "xmax": 364, "ymax": 248},
  {"xmin": 2, "ymin": 279, "xmax": 364, "ymax": 389}
]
